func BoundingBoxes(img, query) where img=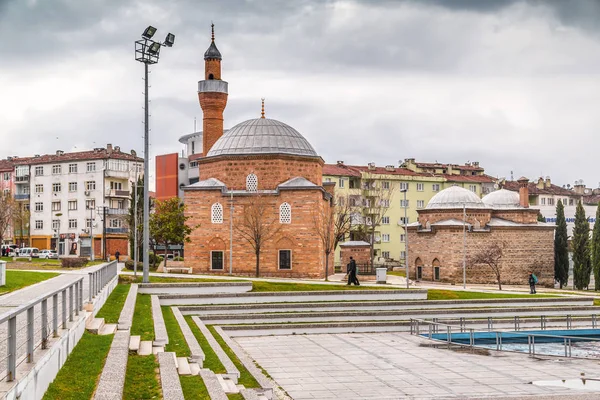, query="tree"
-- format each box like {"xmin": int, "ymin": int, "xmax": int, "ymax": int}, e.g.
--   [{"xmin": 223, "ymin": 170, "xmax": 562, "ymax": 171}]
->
[
  {"xmin": 572, "ymin": 200, "xmax": 591, "ymax": 290},
  {"xmin": 312, "ymin": 194, "xmax": 355, "ymax": 281},
  {"xmin": 0, "ymin": 193, "xmax": 16, "ymax": 246},
  {"xmin": 356, "ymin": 172, "xmax": 396, "ymax": 266},
  {"xmin": 12, "ymin": 202, "xmax": 30, "ymax": 247},
  {"xmin": 592, "ymin": 202, "xmax": 600, "ymax": 290},
  {"xmin": 126, "ymin": 176, "xmax": 144, "ymax": 263},
  {"xmin": 149, "ymin": 198, "xmax": 194, "ymax": 268},
  {"xmin": 236, "ymin": 195, "xmax": 281, "ymax": 277},
  {"xmin": 537, "ymin": 211, "xmax": 545, "ymax": 223},
  {"xmin": 467, "ymin": 242, "xmax": 506, "ymax": 290},
  {"xmin": 554, "ymin": 200, "xmax": 569, "ymax": 289}
]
